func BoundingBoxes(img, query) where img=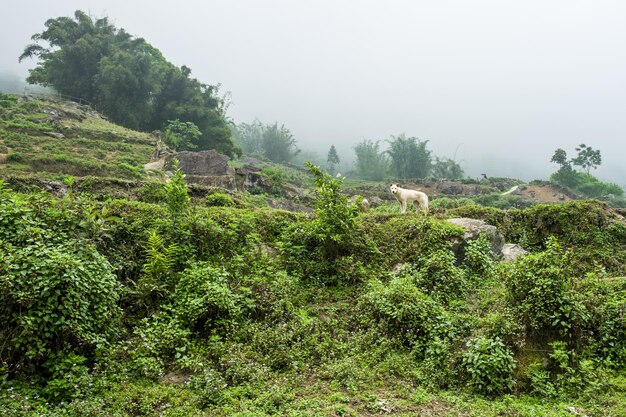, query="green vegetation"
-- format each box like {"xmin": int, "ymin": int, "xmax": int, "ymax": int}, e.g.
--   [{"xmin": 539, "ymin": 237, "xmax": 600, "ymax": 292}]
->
[
  {"xmin": 326, "ymin": 145, "xmax": 340, "ymax": 175},
  {"xmin": 550, "ymin": 144, "xmax": 624, "ymax": 201},
  {"xmin": 231, "ymin": 119, "xmax": 300, "ymax": 164},
  {"xmin": 2, "ymin": 78, "xmax": 626, "ymax": 416},
  {"xmin": 19, "ymin": 10, "xmax": 238, "ymax": 157},
  {"xmin": 1, "ymin": 156, "xmax": 625, "ymax": 415},
  {"xmin": 0, "ymin": 93, "xmax": 154, "ymax": 179}
]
